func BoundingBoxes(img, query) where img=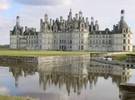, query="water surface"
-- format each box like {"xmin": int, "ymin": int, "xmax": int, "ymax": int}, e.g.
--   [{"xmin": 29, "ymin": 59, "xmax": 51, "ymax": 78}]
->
[{"xmin": 0, "ymin": 57, "xmax": 134, "ymax": 100}]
